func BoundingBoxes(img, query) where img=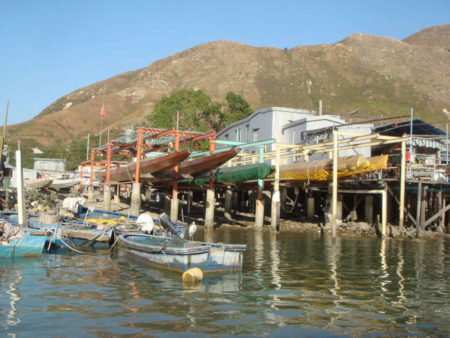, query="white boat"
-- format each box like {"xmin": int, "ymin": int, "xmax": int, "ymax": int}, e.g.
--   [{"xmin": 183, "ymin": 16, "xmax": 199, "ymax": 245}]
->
[
  {"xmin": 50, "ymin": 178, "xmax": 81, "ymax": 190},
  {"xmin": 24, "ymin": 178, "xmax": 53, "ymax": 189}
]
